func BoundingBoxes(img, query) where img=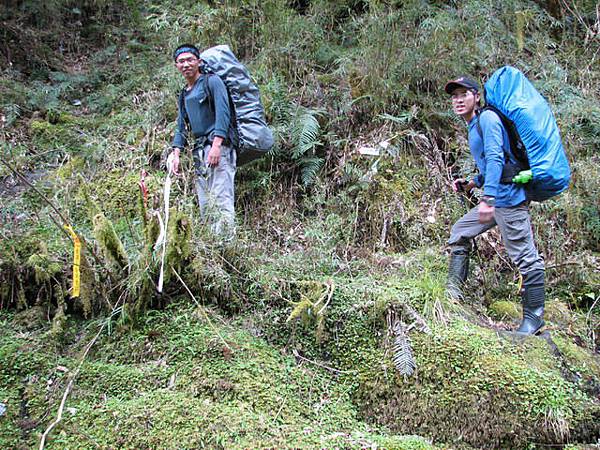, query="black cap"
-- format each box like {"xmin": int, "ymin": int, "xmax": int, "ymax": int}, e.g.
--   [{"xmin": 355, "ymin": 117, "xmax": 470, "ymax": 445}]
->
[{"xmin": 444, "ymin": 76, "xmax": 479, "ymax": 95}]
